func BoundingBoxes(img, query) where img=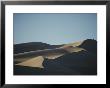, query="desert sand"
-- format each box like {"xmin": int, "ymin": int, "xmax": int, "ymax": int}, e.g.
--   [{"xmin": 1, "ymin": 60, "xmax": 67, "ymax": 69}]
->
[
  {"xmin": 15, "ymin": 41, "xmax": 85, "ymax": 68},
  {"xmin": 15, "ymin": 56, "xmax": 44, "ymax": 68}
]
